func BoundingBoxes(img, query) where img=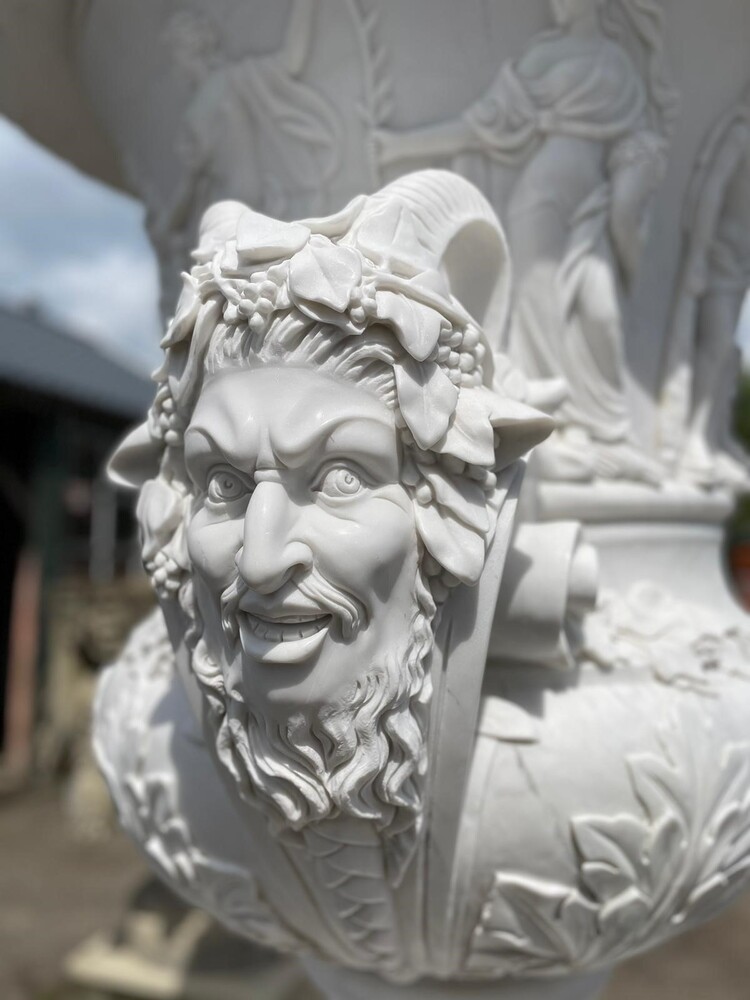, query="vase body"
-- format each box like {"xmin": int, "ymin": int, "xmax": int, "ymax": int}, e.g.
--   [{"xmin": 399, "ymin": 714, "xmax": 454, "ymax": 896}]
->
[{"xmin": 6, "ymin": 2, "xmax": 750, "ymax": 998}]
